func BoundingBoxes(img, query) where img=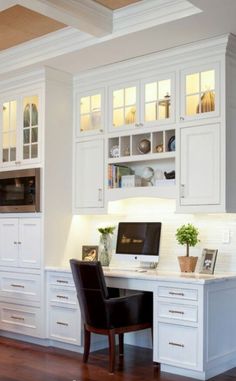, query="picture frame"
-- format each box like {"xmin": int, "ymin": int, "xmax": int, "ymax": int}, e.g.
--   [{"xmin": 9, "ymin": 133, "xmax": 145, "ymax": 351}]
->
[
  {"xmin": 199, "ymin": 248, "xmax": 218, "ymax": 274},
  {"xmin": 82, "ymin": 245, "xmax": 98, "ymax": 262}
]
